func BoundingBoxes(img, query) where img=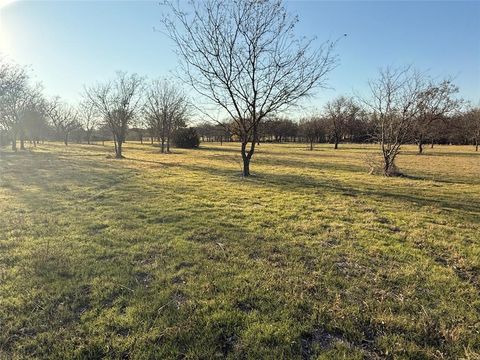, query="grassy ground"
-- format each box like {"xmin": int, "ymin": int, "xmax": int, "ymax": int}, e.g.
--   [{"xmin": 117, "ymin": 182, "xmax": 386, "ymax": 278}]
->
[{"xmin": 0, "ymin": 141, "xmax": 479, "ymax": 359}]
